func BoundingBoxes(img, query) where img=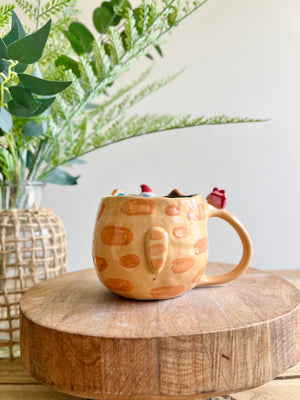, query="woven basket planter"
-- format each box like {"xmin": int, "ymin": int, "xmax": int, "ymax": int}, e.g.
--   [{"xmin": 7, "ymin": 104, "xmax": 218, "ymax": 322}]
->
[{"xmin": 0, "ymin": 207, "xmax": 67, "ymax": 359}]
